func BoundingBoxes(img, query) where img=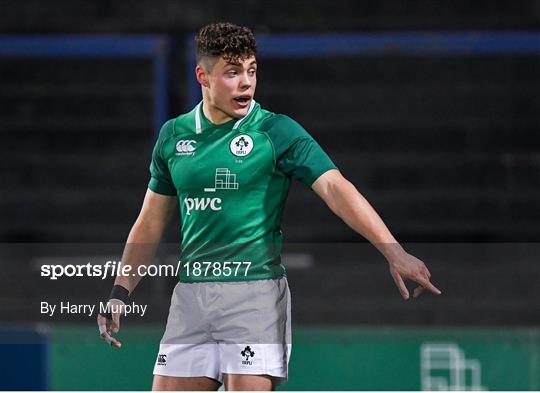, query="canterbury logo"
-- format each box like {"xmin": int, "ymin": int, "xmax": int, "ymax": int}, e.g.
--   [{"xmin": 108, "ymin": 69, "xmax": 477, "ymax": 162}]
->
[
  {"xmin": 157, "ymin": 354, "xmax": 167, "ymax": 366},
  {"xmin": 176, "ymin": 140, "xmax": 196, "ymax": 154}
]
